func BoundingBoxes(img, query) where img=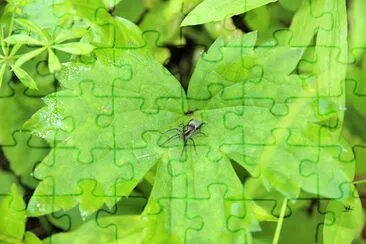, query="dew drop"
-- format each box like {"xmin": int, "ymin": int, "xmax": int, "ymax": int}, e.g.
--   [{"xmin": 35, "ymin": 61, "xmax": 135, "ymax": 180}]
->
[
  {"xmin": 338, "ymin": 105, "xmax": 347, "ymax": 111},
  {"xmin": 80, "ymin": 211, "xmax": 88, "ymax": 221}
]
